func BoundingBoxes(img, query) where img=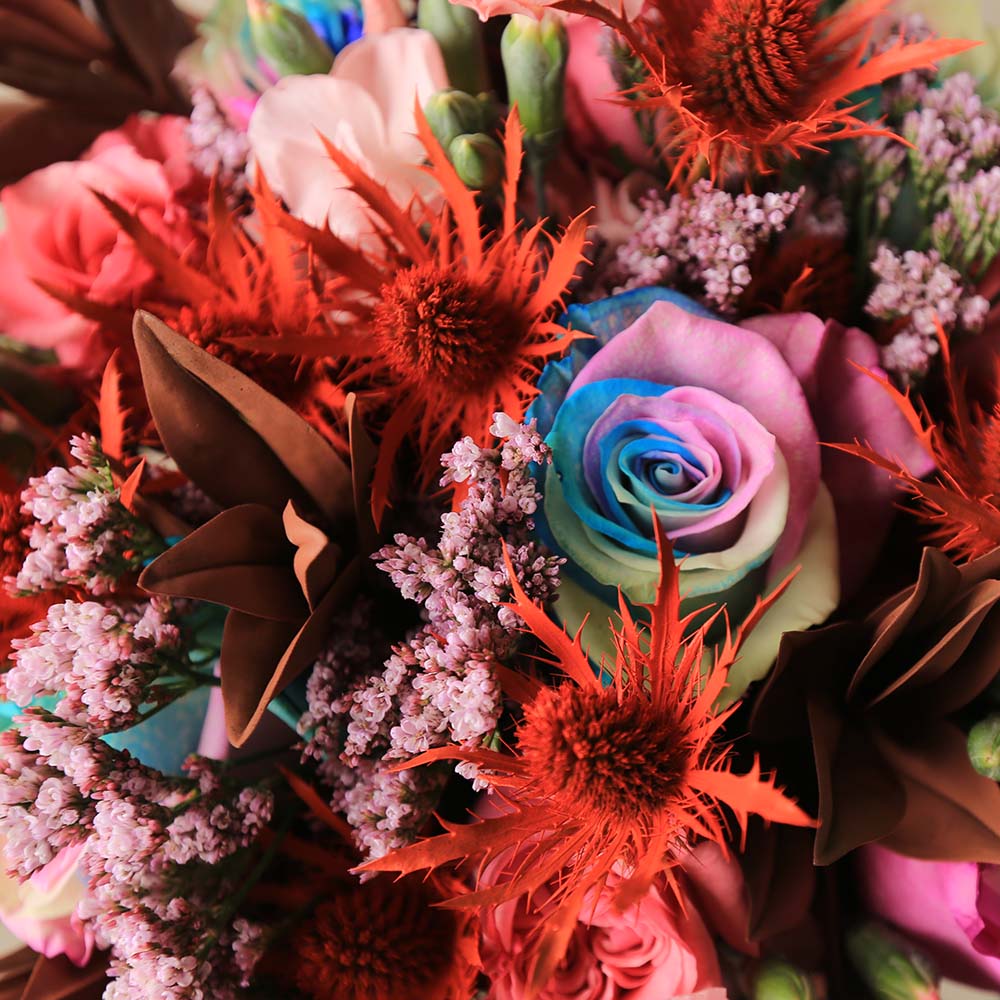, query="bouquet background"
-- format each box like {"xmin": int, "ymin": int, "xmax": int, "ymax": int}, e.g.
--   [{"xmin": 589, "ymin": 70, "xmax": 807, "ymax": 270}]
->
[{"xmin": 0, "ymin": 0, "xmax": 999, "ymax": 998}]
